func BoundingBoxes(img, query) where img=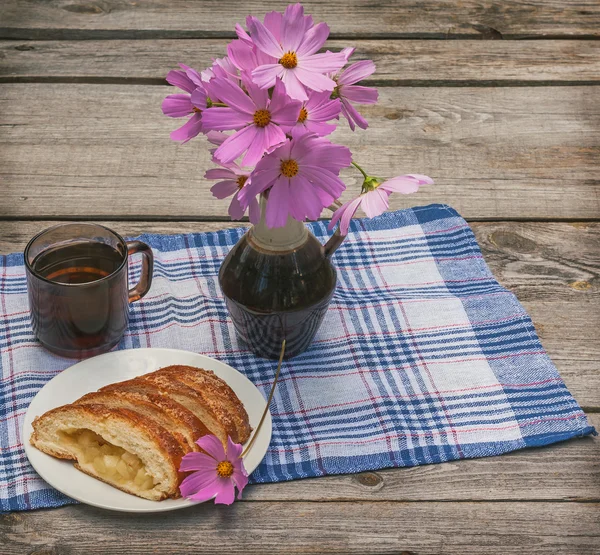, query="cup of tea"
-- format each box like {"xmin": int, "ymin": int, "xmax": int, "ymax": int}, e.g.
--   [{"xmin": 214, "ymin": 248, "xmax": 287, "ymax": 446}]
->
[{"xmin": 24, "ymin": 223, "xmax": 154, "ymax": 358}]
